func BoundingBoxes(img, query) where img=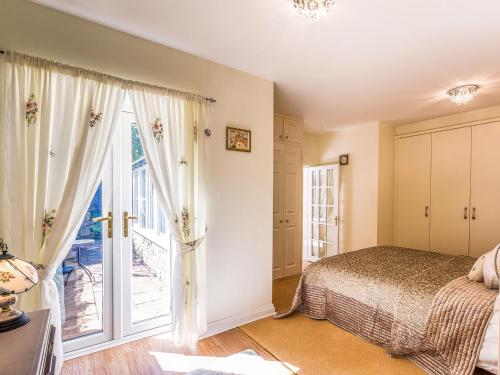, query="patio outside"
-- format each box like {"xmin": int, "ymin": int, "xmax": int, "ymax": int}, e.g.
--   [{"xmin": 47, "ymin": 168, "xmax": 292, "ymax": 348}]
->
[{"xmin": 60, "ymin": 228, "xmax": 170, "ymax": 342}]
